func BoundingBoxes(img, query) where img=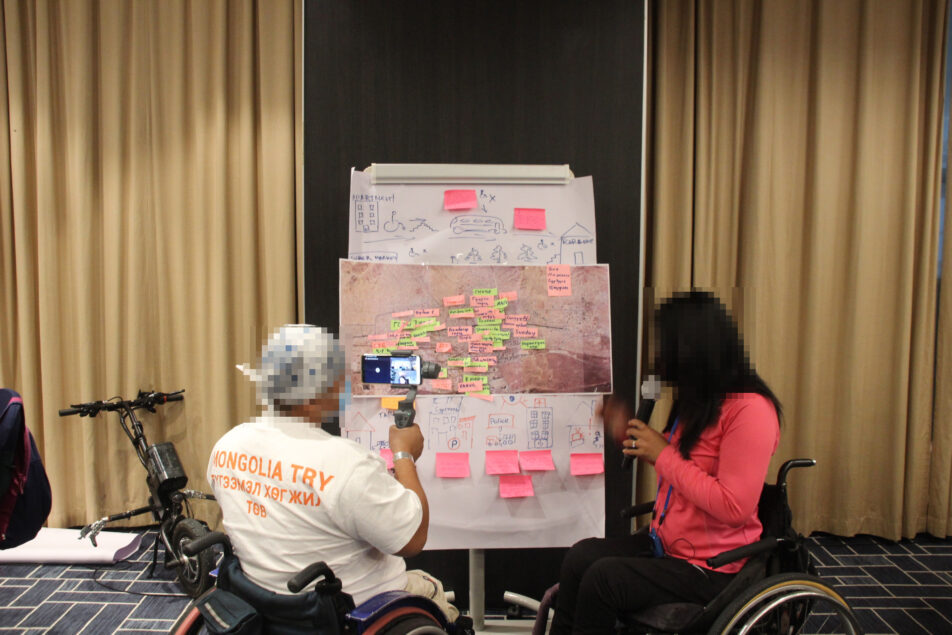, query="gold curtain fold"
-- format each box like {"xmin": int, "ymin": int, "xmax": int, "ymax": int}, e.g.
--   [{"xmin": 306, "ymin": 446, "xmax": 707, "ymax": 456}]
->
[
  {"xmin": 647, "ymin": 0, "xmax": 948, "ymax": 539},
  {"xmin": 928, "ymin": 86, "xmax": 952, "ymax": 536},
  {"xmin": 0, "ymin": 0, "xmax": 299, "ymax": 529}
]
